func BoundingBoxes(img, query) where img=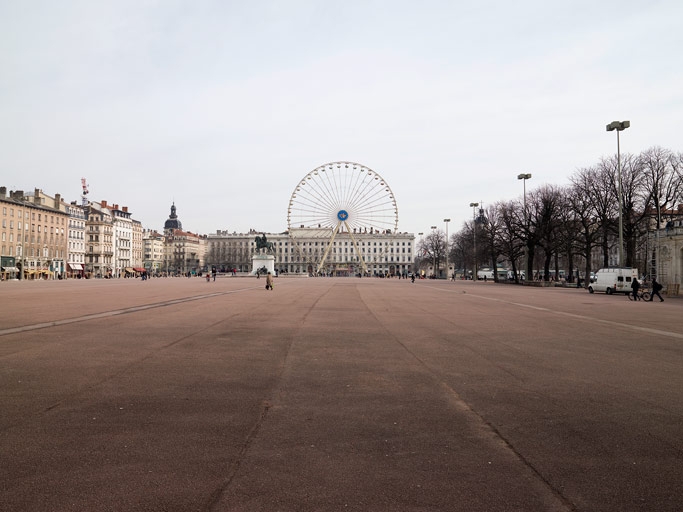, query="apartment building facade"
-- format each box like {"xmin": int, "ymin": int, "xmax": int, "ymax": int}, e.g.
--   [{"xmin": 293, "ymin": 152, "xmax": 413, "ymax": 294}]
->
[
  {"xmin": 143, "ymin": 229, "xmax": 165, "ymax": 274},
  {"xmin": 1, "ymin": 187, "xmax": 69, "ymax": 280},
  {"xmin": 65, "ymin": 201, "xmax": 87, "ymax": 277}
]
